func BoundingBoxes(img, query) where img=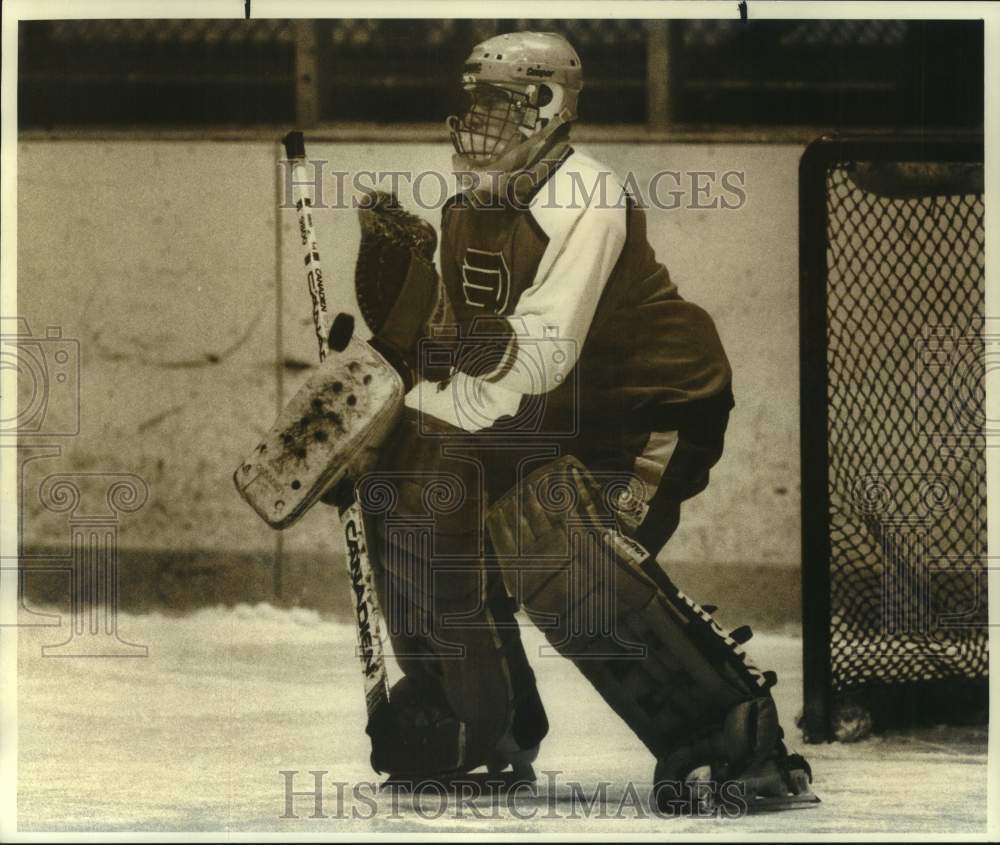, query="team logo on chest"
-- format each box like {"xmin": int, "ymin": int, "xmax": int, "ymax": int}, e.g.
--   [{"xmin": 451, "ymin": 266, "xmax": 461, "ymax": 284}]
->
[{"xmin": 461, "ymin": 248, "xmax": 511, "ymax": 313}]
